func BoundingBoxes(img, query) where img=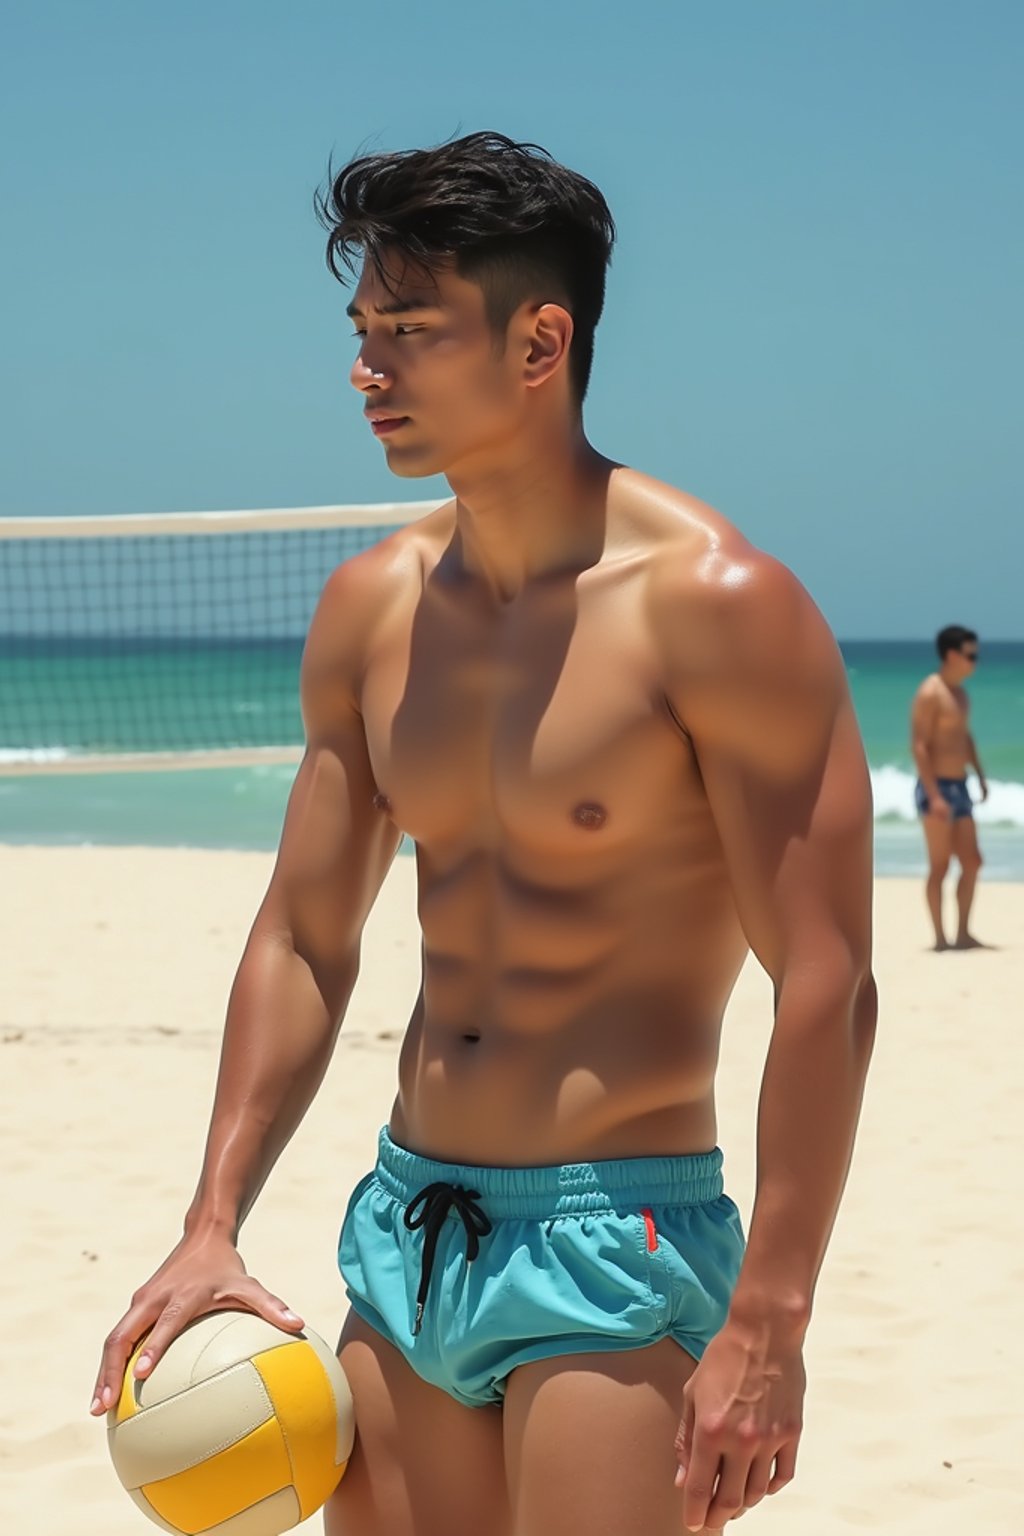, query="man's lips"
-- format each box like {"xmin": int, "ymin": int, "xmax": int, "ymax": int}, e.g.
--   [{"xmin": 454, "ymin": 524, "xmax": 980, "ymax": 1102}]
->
[{"xmin": 365, "ymin": 413, "xmax": 410, "ymax": 436}]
